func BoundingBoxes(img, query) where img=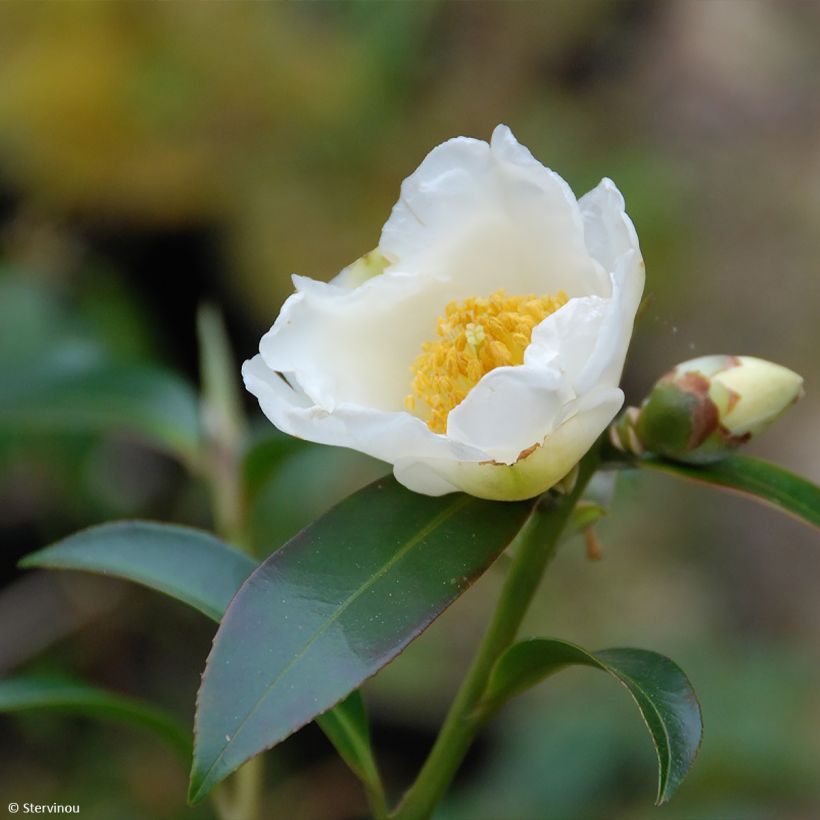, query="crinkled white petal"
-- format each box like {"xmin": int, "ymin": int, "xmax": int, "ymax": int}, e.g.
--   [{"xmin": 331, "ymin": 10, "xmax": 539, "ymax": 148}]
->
[
  {"xmin": 243, "ymin": 354, "xmax": 488, "ymax": 466},
  {"xmin": 380, "ymin": 124, "xmax": 605, "ymax": 298},
  {"xmin": 394, "ymin": 388, "xmax": 624, "ymax": 499},
  {"xmin": 445, "ymin": 361, "xmax": 570, "ymax": 463},
  {"xmin": 258, "ymin": 271, "xmax": 443, "ymax": 411},
  {"xmin": 580, "ymin": 178, "xmax": 640, "ymax": 270},
  {"xmin": 525, "ymin": 296, "xmax": 609, "ymax": 380},
  {"xmin": 576, "ymin": 178, "xmax": 645, "ymax": 393}
]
